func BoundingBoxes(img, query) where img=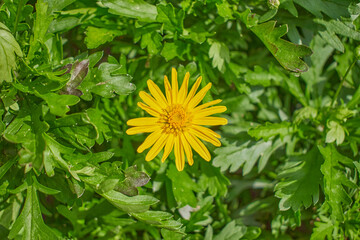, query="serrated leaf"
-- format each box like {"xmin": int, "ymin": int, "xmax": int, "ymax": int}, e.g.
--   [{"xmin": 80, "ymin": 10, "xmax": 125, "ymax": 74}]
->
[
  {"xmin": 43, "ymin": 133, "xmax": 79, "ymax": 181},
  {"xmin": 325, "ymin": 120, "xmax": 346, "ymax": 145},
  {"xmin": 199, "ymin": 162, "xmax": 230, "ymax": 197},
  {"xmin": 275, "ymin": 147, "xmax": 323, "ymax": 211},
  {"xmin": 0, "ymin": 22, "xmax": 23, "ymax": 83},
  {"xmin": 140, "ymin": 31, "xmax": 163, "ymax": 54},
  {"xmin": 161, "ymin": 41, "xmax": 187, "ymax": 61},
  {"xmin": 8, "ymin": 185, "xmax": 59, "ymax": 239},
  {"xmin": 87, "ymin": 63, "xmax": 135, "ymax": 98},
  {"xmin": 310, "ymin": 220, "xmax": 333, "ymax": 240},
  {"xmin": 248, "ymin": 122, "xmax": 293, "ymax": 141},
  {"xmin": 85, "ymin": 26, "xmax": 125, "ymax": 49},
  {"xmin": 216, "ymin": 0, "xmax": 234, "ymax": 19},
  {"xmin": 100, "ymin": 0, "xmax": 157, "ymax": 22},
  {"xmin": 156, "ymin": 3, "xmax": 184, "ymax": 33},
  {"xmin": 318, "ymin": 144, "xmax": 355, "ymax": 221},
  {"xmin": 35, "ymin": 92, "xmax": 80, "ymax": 117},
  {"xmin": 213, "ymin": 140, "xmax": 273, "ymax": 174},
  {"xmin": 241, "ymin": 15, "xmax": 312, "ymax": 72},
  {"xmin": 209, "ymin": 41, "xmax": 230, "ymax": 72}
]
